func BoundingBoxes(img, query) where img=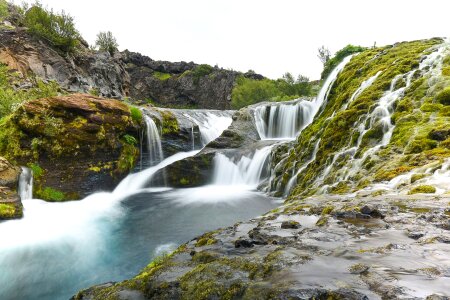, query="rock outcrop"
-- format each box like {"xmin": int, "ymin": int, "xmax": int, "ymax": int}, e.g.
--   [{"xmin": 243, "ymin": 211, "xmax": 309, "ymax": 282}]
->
[
  {"xmin": 0, "ymin": 27, "xmax": 263, "ymax": 109},
  {"xmin": 0, "ymin": 94, "xmax": 142, "ymax": 200},
  {"xmin": 74, "ymin": 194, "xmax": 450, "ymax": 299},
  {"xmin": 0, "ymin": 157, "xmax": 22, "ymax": 220}
]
